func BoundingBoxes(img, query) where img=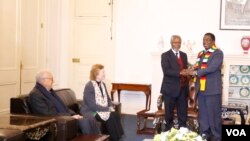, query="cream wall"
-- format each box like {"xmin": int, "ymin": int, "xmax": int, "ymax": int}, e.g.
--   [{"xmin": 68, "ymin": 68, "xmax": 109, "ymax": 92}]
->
[
  {"xmin": 46, "ymin": 0, "xmax": 70, "ymax": 89},
  {"xmin": 1, "ymin": 0, "xmax": 249, "ymax": 114},
  {"xmin": 20, "ymin": 0, "xmax": 249, "ymax": 115},
  {"xmin": 115, "ymin": 0, "xmax": 249, "ymax": 82},
  {"xmin": 114, "ymin": 0, "xmax": 250, "ymax": 114}
]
